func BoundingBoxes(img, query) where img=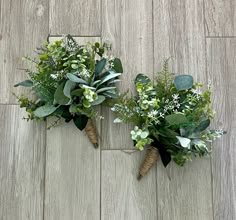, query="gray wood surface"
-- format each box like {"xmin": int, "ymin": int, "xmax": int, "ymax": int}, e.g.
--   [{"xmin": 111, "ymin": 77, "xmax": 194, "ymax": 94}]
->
[
  {"xmin": 156, "ymin": 160, "xmax": 213, "ymax": 220},
  {"xmin": 206, "ymin": 38, "xmax": 236, "ymax": 220},
  {"xmin": 49, "ymin": 0, "xmax": 101, "ymax": 35},
  {"xmin": 205, "ymin": 0, "xmax": 236, "ymax": 36},
  {"xmin": 101, "ymin": 150, "xmax": 157, "ymax": 220},
  {"xmin": 44, "ymin": 37, "xmax": 101, "ymax": 220},
  {"xmin": 101, "ymin": 0, "xmax": 154, "ymax": 149},
  {"xmin": 153, "ymin": 1, "xmax": 213, "ymax": 219},
  {"xmin": 0, "ymin": 0, "xmax": 49, "ymax": 104},
  {"xmin": 0, "ymin": 106, "xmax": 45, "ymax": 220}
]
